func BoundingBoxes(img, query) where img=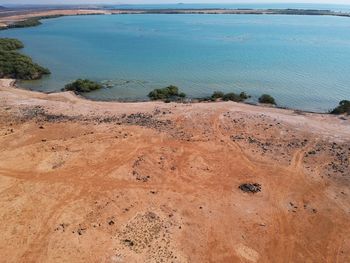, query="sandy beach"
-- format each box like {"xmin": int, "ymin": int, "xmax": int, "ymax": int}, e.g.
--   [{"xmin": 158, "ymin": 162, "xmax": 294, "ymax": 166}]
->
[
  {"xmin": 0, "ymin": 78, "xmax": 349, "ymax": 262},
  {"xmin": 0, "ymin": 9, "xmax": 112, "ymax": 27}
]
